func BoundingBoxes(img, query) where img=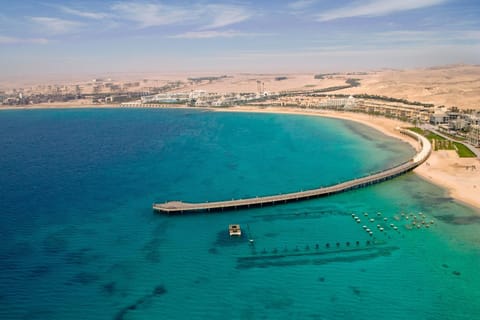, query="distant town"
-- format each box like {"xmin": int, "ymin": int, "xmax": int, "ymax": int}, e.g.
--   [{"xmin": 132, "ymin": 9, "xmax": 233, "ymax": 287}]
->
[{"xmin": 1, "ymin": 74, "xmax": 479, "ymax": 148}]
